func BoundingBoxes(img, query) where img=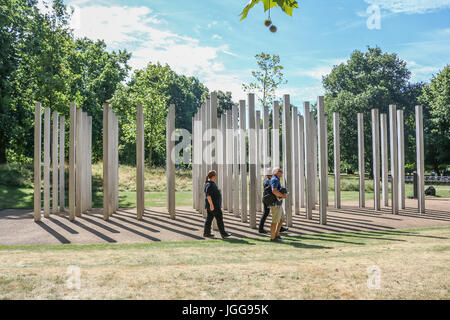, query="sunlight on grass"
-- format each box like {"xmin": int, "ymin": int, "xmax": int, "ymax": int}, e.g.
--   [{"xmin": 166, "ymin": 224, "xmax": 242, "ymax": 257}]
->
[
  {"xmin": 1, "ymin": 165, "xmax": 449, "ymax": 210},
  {"xmin": 0, "ymin": 226, "xmax": 448, "ymax": 299}
]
